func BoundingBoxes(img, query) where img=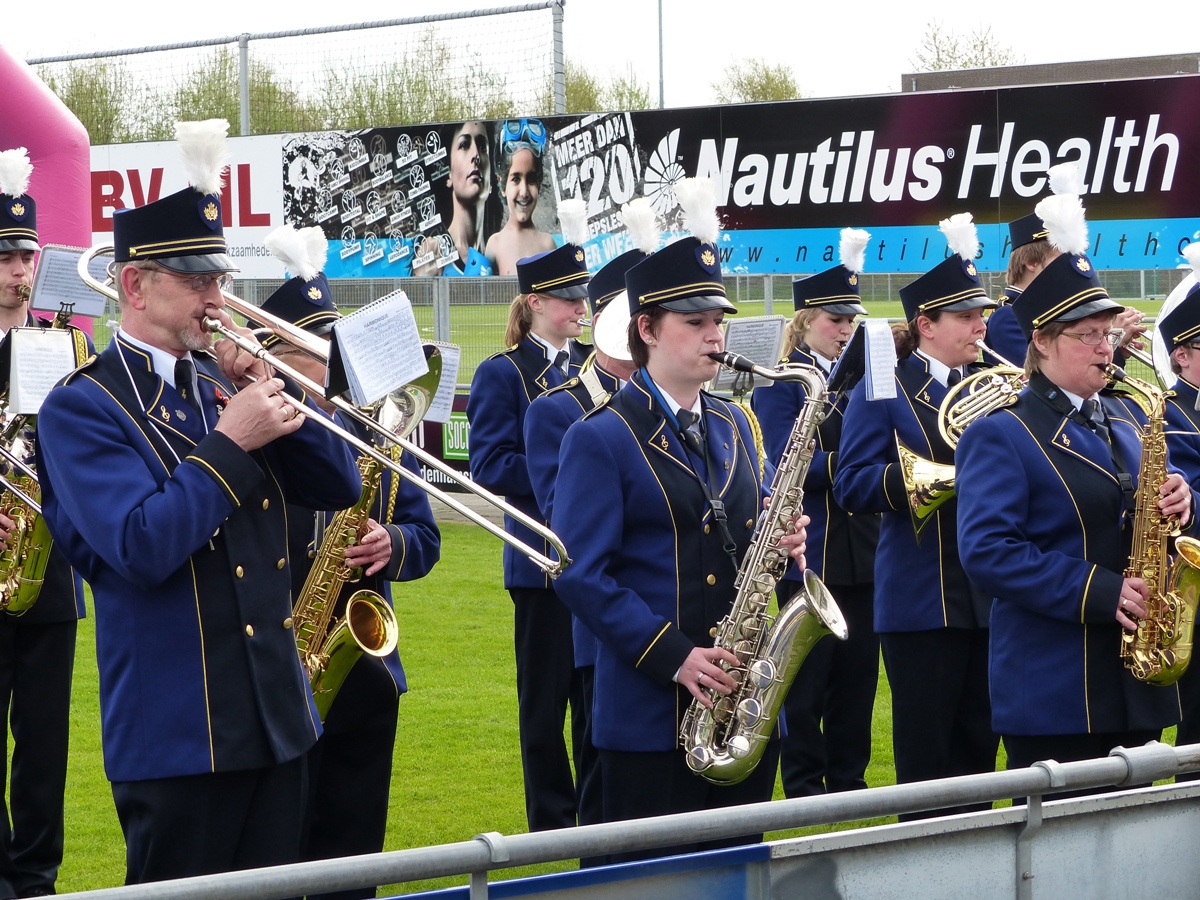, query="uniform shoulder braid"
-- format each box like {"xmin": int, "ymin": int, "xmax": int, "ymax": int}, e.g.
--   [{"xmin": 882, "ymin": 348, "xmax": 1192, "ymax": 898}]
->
[
  {"xmin": 542, "ymin": 376, "xmax": 581, "ymax": 397},
  {"xmin": 580, "ymin": 391, "xmax": 614, "ymax": 420},
  {"xmin": 485, "ymin": 345, "xmax": 521, "ymax": 362}
]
